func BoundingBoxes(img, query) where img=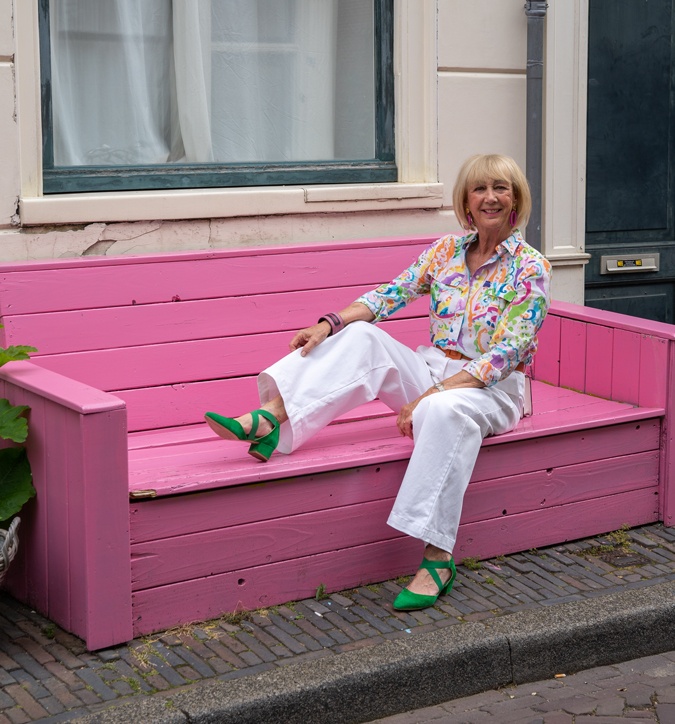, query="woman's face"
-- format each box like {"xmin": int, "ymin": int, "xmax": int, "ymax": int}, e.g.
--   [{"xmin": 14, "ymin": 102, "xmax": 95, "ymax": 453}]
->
[{"xmin": 466, "ymin": 177, "xmax": 515, "ymax": 237}]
